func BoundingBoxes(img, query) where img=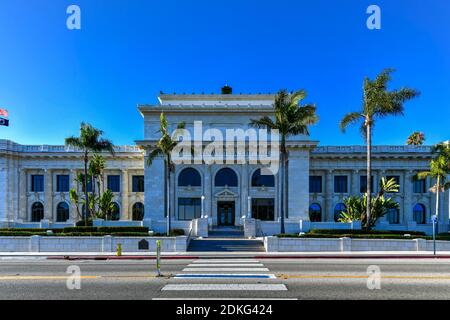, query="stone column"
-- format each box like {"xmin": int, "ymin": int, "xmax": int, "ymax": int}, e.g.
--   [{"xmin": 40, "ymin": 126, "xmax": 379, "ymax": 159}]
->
[
  {"xmin": 19, "ymin": 169, "xmax": 27, "ymax": 221},
  {"xmin": 144, "ymin": 155, "xmax": 165, "ymax": 222},
  {"xmin": 44, "ymin": 169, "xmax": 53, "ymax": 221},
  {"xmin": 69, "ymin": 169, "xmax": 78, "ymax": 221},
  {"xmin": 325, "ymin": 170, "xmax": 334, "ymax": 222},
  {"xmin": 287, "ymin": 149, "xmax": 310, "ymax": 221},
  {"xmin": 404, "ymin": 170, "xmax": 414, "ymax": 224},
  {"xmin": 121, "ymin": 169, "xmax": 129, "ymax": 220},
  {"xmin": 204, "ymin": 165, "xmax": 212, "ymax": 219},
  {"xmin": 351, "ymin": 170, "xmax": 359, "ymax": 196},
  {"xmin": 240, "ymin": 163, "xmax": 248, "ymax": 223}
]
